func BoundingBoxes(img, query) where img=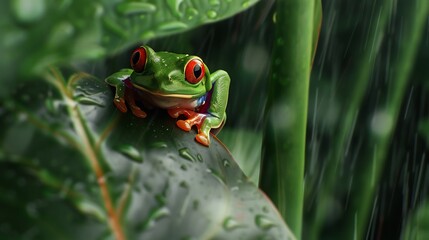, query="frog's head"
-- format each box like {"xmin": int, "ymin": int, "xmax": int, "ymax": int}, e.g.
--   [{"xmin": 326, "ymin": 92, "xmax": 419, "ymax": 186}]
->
[{"xmin": 129, "ymin": 46, "xmax": 211, "ymax": 98}]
